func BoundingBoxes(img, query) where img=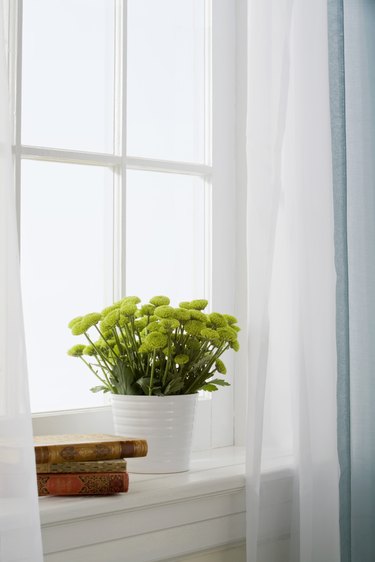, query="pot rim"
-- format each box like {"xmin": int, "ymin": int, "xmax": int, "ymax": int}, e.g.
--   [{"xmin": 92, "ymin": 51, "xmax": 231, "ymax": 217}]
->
[{"xmin": 110, "ymin": 393, "xmax": 198, "ymax": 399}]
